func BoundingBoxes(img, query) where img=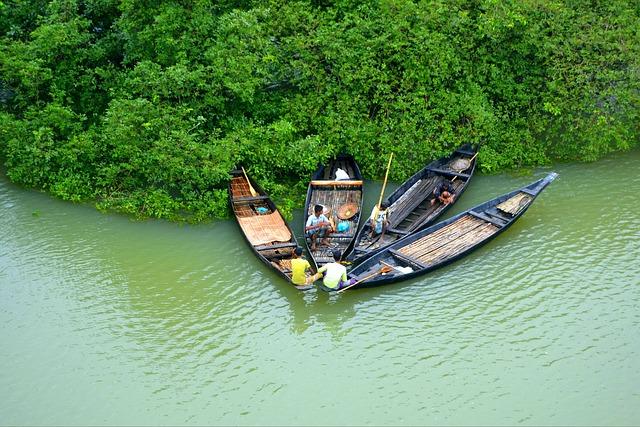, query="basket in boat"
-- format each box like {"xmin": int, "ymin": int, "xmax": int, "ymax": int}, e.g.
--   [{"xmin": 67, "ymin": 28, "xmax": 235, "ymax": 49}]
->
[
  {"xmin": 450, "ymin": 158, "xmax": 471, "ymax": 172},
  {"xmin": 337, "ymin": 203, "xmax": 359, "ymax": 220}
]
